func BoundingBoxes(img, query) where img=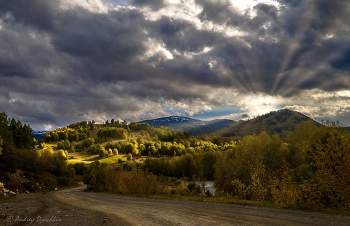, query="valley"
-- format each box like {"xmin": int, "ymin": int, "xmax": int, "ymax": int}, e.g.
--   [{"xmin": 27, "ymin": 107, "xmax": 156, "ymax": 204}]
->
[{"xmin": 2, "ymin": 109, "xmax": 350, "ymax": 223}]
